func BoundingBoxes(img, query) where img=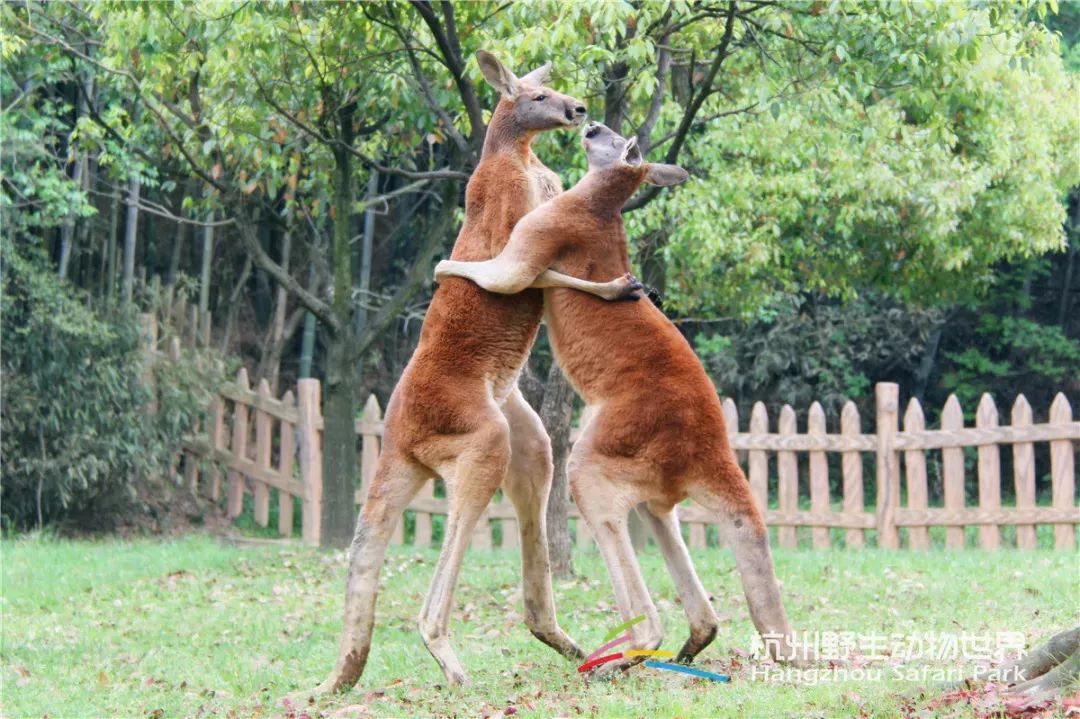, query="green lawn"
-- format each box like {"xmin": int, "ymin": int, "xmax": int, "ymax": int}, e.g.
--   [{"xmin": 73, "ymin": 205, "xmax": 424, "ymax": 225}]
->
[{"xmin": 2, "ymin": 534, "xmax": 1076, "ymax": 718}]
